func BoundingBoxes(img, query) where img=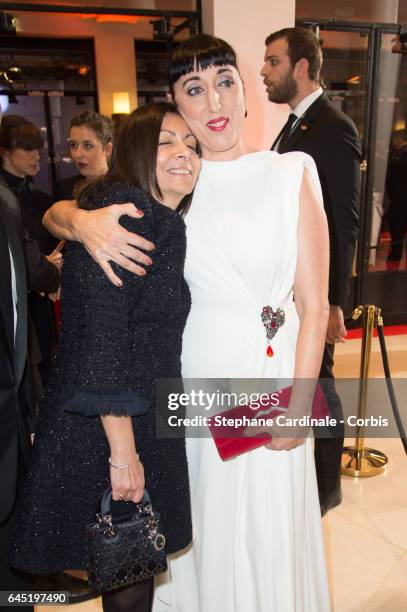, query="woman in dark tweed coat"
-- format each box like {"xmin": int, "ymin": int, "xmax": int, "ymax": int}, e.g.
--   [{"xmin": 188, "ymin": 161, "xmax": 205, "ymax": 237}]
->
[{"xmin": 10, "ymin": 102, "xmax": 201, "ymax": 612}]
